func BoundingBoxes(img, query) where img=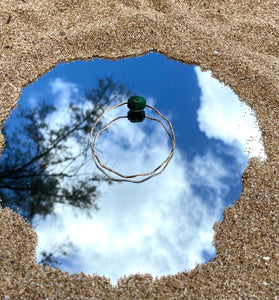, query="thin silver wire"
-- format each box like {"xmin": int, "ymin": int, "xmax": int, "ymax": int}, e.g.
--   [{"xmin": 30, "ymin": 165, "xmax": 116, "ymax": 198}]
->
[{"xmin": 90, "ymin": 102, "xmax": 176, "ymax": 183}]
